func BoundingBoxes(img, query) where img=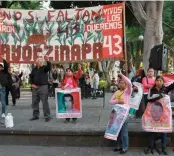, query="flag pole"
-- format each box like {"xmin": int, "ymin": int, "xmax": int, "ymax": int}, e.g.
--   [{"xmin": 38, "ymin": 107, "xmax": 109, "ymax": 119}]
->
[{"xmin": 123, "ymin": 2, "xmax": 128, "ymax": 77}]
